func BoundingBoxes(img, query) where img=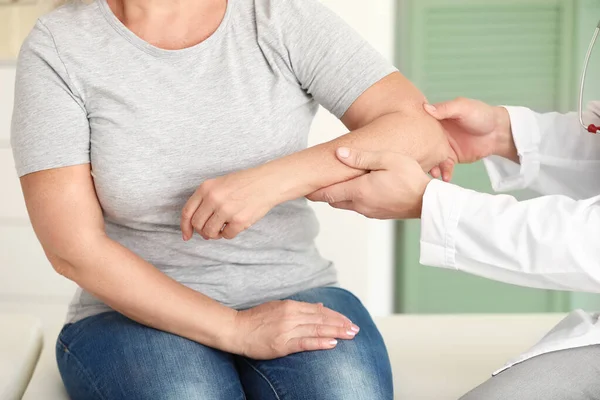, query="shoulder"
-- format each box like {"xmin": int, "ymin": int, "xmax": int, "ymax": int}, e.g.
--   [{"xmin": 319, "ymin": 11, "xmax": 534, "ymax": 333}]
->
[
  {"xmin": 38, "ymin": 1, "xmax": 99, "ymax": 34},
  {"xmin": 24, "ymin": 1, "xmax": 102, "ymax": 54},
  {"xmin": 252, "ymin": 0, "xmax": 330, "ymax": 21},
  {"xmin": 19, "ymin": 0, "xmax": 109, "ymax": 81},
  {"xmin": 251, "ymin": 0, "xmax": 339, "ymax": 39}
]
